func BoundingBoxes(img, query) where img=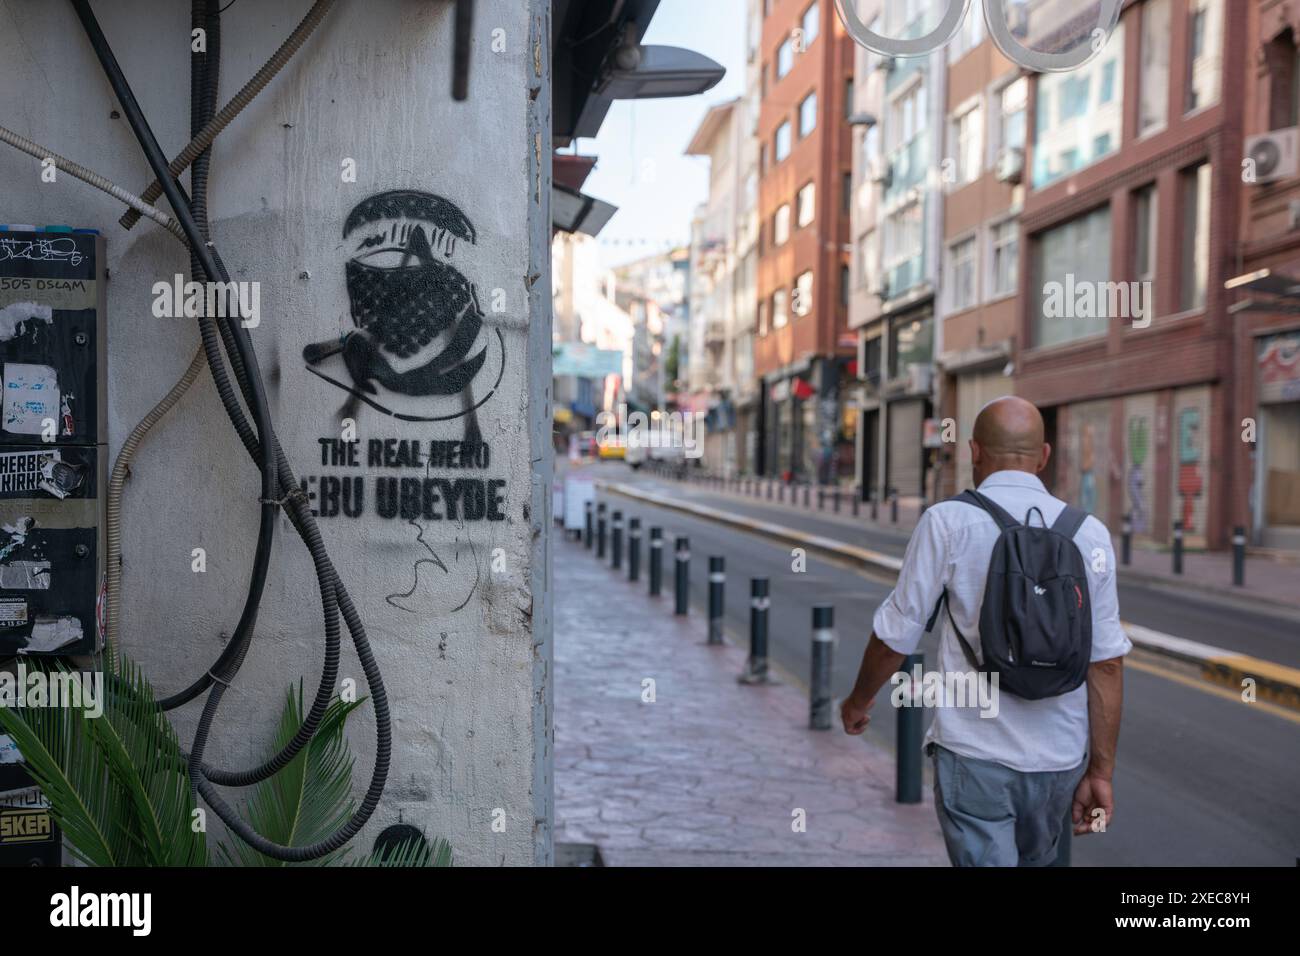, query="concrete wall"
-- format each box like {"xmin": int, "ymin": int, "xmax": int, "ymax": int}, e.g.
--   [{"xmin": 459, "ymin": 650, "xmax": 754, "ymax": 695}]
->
[{"xmin": 0, "ymin": 0, "xmax": 552, "ymax": 865}]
